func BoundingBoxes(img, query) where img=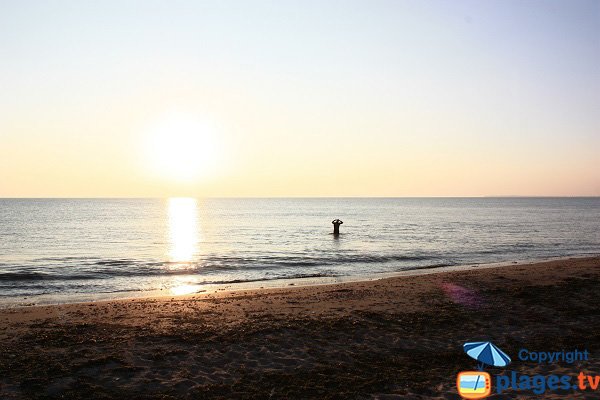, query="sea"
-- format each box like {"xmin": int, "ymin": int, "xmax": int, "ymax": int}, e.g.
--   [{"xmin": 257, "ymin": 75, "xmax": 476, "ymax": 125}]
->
[{"xmin": 0, "ymin": 197, "xmax": 599, "ymax": 305}]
